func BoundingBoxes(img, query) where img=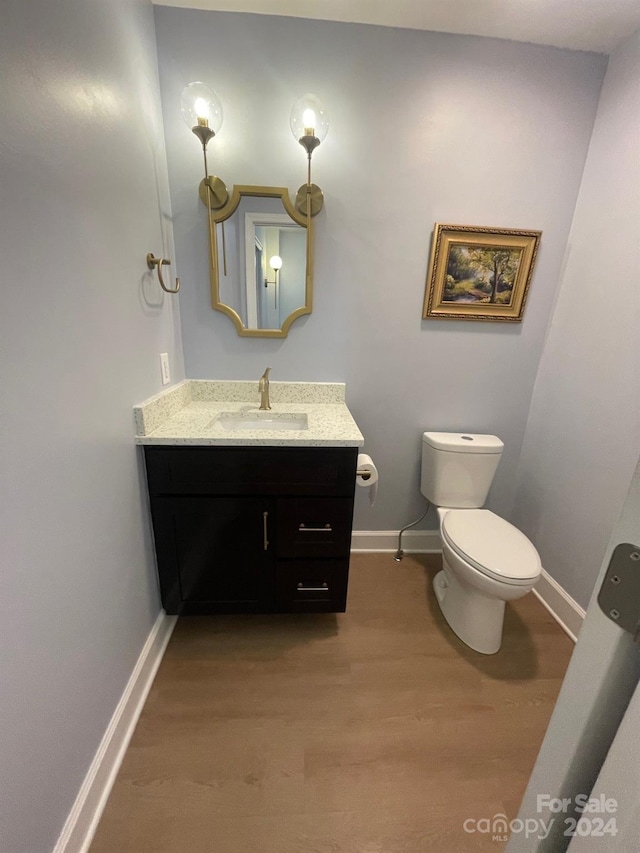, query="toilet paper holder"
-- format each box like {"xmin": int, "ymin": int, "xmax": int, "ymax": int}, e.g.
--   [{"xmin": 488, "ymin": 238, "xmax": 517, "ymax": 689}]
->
[{"xmin": 356, "ymin": 453, "xmax": 378, "ymax": 506}]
